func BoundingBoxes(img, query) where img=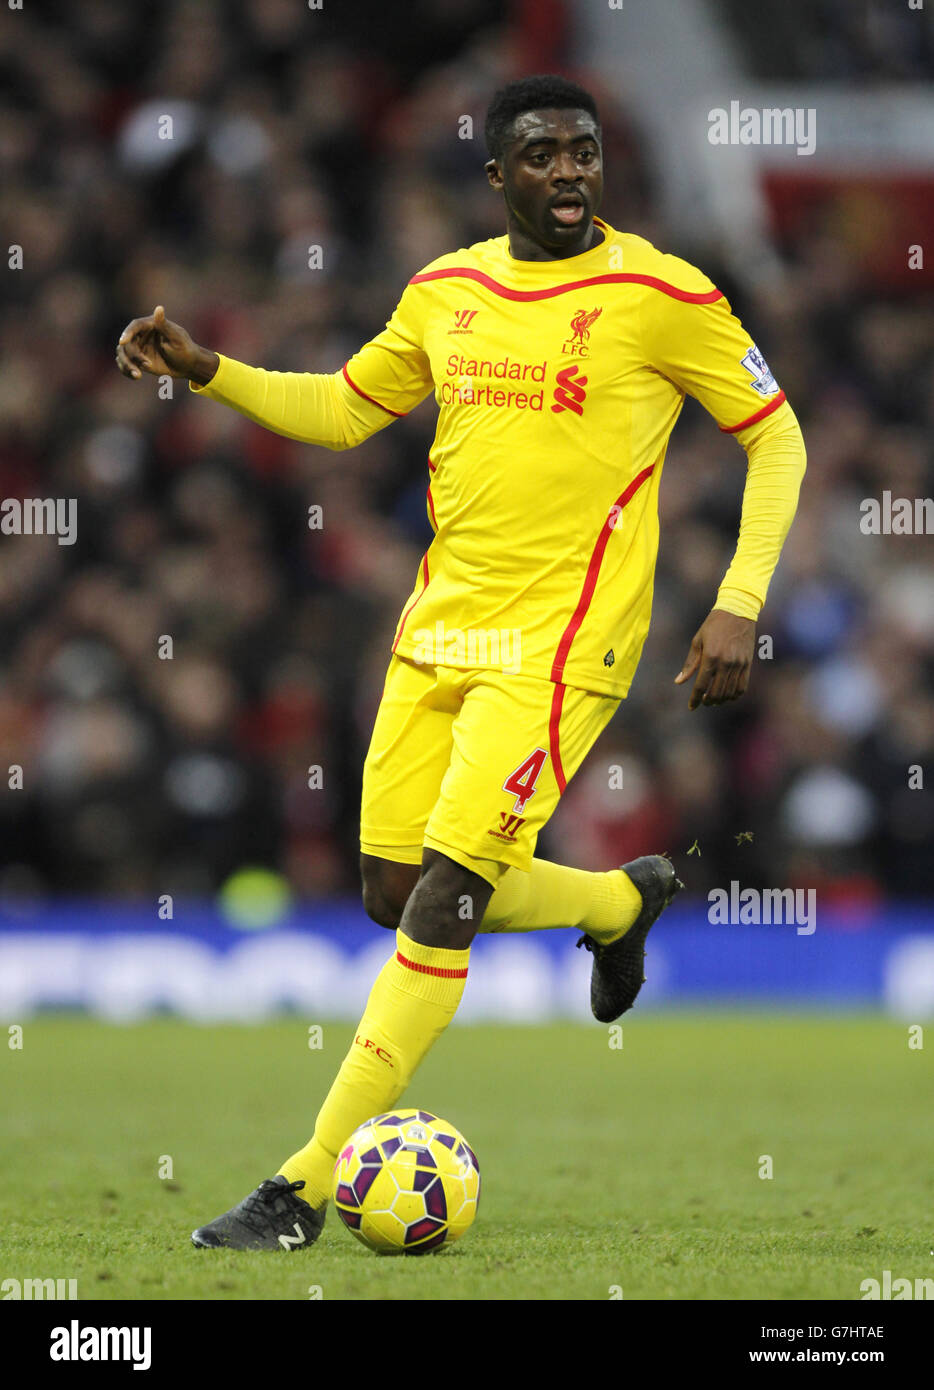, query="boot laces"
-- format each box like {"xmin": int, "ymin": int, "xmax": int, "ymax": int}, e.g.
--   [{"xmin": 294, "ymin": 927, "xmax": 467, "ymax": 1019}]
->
[{"xmin": 256, "ymin": 1178, "xmax": 305, "ymax": 1205}]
